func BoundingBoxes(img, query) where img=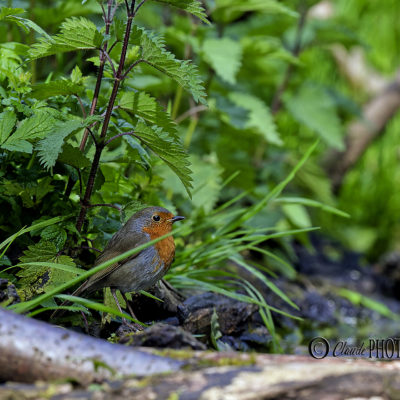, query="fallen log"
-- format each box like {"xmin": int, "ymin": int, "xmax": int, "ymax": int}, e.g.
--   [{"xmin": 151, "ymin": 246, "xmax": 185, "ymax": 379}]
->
[{"xmin": 0, "ymin": 308, "xmax": 182, "ymax": 384}]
